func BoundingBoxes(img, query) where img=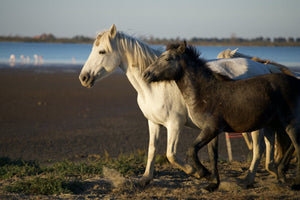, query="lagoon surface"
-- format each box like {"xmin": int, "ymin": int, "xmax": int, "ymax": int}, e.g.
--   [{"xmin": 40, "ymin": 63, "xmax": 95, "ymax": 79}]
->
[{"xmin": 0, "ymin": 42, "xmax": 300, "ymax": 69}]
